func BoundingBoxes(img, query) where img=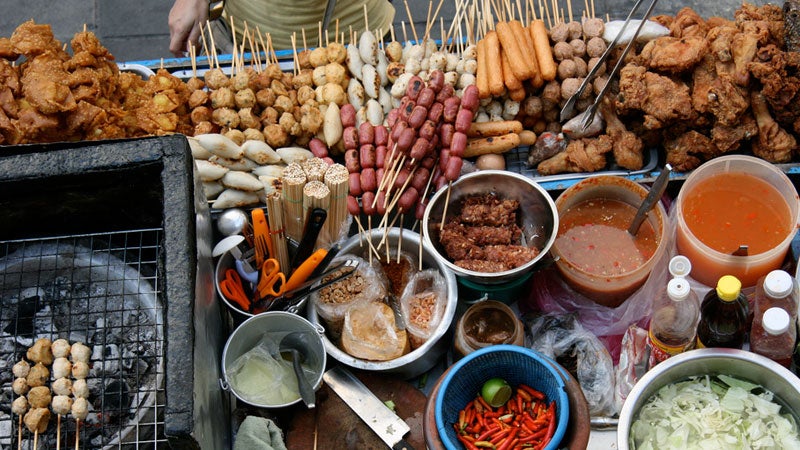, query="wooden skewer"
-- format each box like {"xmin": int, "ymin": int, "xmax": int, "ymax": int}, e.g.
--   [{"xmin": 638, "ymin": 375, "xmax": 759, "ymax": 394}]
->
[
  {"xmin": 229, "ymin": 15, "xmax": 239, "ymax": 73},
  {"xmin": 74, "ymin": 419, "xmax": 80, "ymax": 450},
  {"xmin": 17, "ymin": 416, "xmax": 22, "ymax": 450},
  {"xmin": 439, "ymin": 182, "xmax": 453, "ymax": 230},
  {"xmin": 567, "ymin": 0, "xmax": 574, "ymax": 22},
  {"xmin": 363, "ymin": 4, "xmax": 370, "ymax": 35},
  {"xmin": 403, "ymin": 0, "xmax": 420, "ymax": 43},
  {"xmin": 199, "ymin": 20, "xmax": 212, "ymax": 67},
  {"xmin": 57, "ymin": 414, "xmax": 62, "ymax": 450},
  {"xmin": 291, "ymin": 33, "xmax": 299, "ymax": 76},
  {"xmin": 418, "ymin": 224, "xmax": 424, "ymax": 270},
  {"xmin": 189, "ymin": 42, "xmax": 197, "ymax": 78},
  {"xmin": 34, "ymin": 429, "xmax": 39, "ymax": 450},
  {"xmin": 401, "ymin": 21, "xmax": 409, "ymax": 44},
  {"xmin": 318, "ymin": 21, "xmax": 323, "ymax": 48},
  {"xmin": 302, "ymin": 28, "xmax": 308, "ymax": 51},
  {"xmin": 584, "ymin": 0, "xmax": 590, "ymax": 20},
  {"xmin": 257, "ymin": 27, "xmax": 268, "ymax": 71},
  {"xmin": 207, "ymin": 21, "xmax": 220, "ymax": 69},
  {"xmin": 397, "ymin": 216, "xmax": 404, "ymax": 264}
]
